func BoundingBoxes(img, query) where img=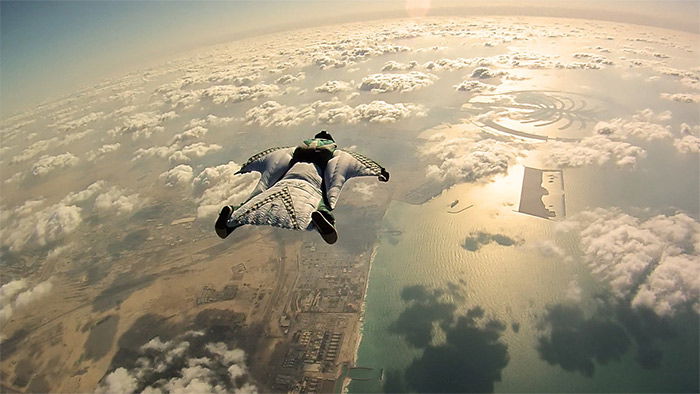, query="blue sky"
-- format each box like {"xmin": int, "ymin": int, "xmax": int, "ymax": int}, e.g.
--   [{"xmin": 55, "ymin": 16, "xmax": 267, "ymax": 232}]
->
[{"xmin": 1, "ymin": 0, "xmax": 697, "ymax": 117}]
